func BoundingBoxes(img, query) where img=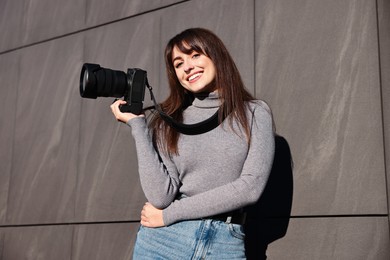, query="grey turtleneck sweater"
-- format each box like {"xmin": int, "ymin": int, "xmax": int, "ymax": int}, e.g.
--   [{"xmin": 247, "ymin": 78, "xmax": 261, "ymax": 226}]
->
[{"xmin": 127, "ymin": 92, "xmax": 275, "ymax": 226}]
